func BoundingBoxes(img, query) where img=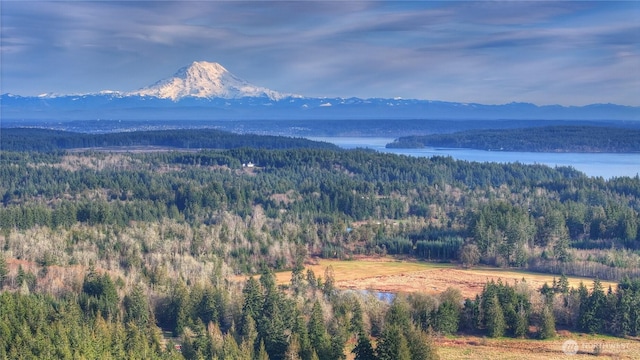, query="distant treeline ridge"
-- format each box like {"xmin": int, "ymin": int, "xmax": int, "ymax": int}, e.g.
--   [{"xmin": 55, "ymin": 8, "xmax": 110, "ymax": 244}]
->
[
  {"xmin": 387, "ymin": 126, "xmax": 640, "ymax": 152},
  {"xmin": 0, "ymin": 128, "xmax": 339, "ymax": 152}
]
